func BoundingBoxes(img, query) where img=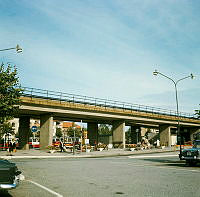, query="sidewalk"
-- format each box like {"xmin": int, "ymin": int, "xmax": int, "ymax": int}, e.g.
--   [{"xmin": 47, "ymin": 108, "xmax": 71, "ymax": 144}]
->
[{"xmin": 0, "ymin": 147, "xmax": 179, "ymax": 160}]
